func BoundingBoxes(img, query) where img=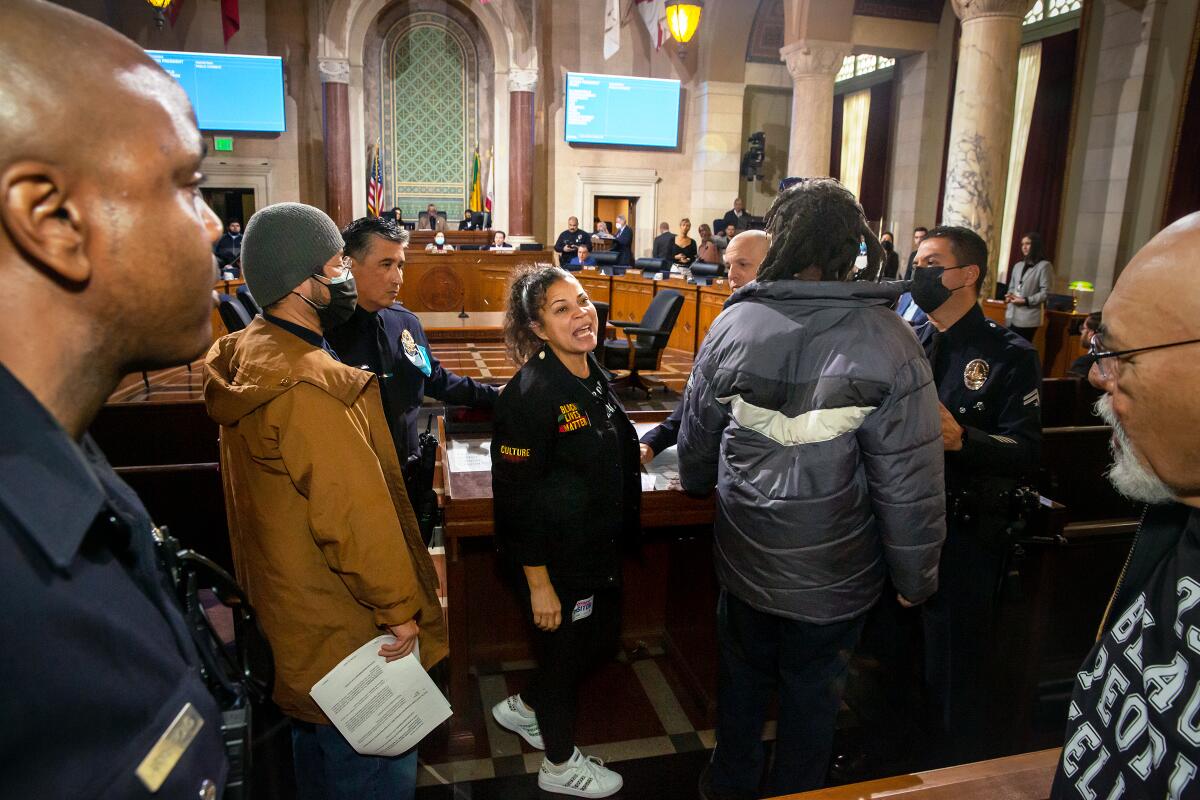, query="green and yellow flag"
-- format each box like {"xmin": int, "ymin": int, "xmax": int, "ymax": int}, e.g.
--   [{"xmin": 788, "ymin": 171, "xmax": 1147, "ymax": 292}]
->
[{"xmin": 469, "ymin": 147, "xmax": 483, "ymax": 212}]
